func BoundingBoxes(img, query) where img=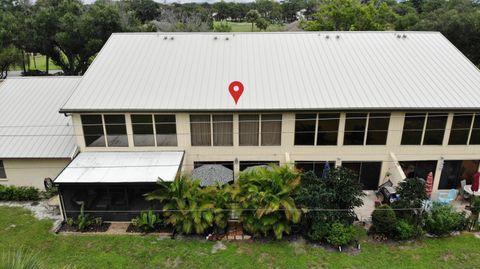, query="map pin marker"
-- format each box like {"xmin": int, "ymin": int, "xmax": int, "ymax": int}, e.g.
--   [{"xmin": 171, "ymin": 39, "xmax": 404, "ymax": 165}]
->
[{"xmin": 228, "ymin": 81, "xmax": 244, "ymax": 105}]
